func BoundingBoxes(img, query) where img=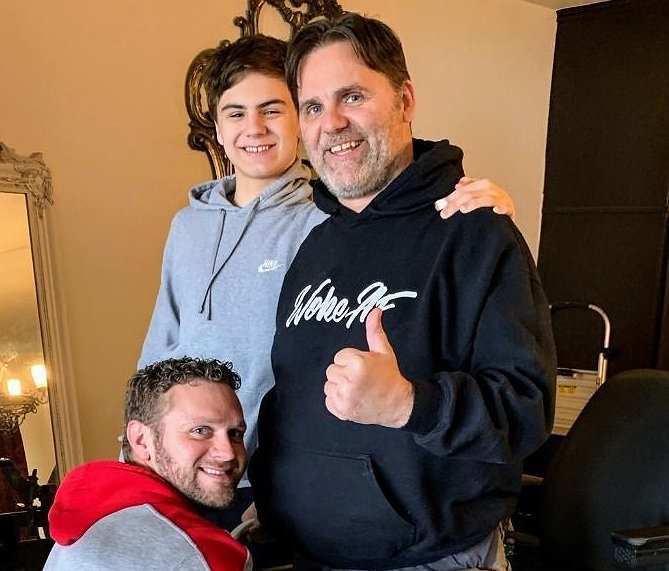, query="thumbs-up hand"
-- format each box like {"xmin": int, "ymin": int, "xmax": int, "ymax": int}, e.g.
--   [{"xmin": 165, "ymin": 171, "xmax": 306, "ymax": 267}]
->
[{"xmin": 324, "ymin": 308, "xmax": 414, "ymax": 428}]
